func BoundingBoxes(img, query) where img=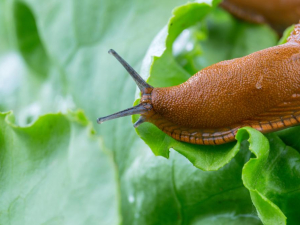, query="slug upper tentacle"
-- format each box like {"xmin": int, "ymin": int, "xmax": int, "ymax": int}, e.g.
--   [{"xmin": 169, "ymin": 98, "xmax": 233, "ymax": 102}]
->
[{"xmin": 97, "ymin": 24, "xmax": 300, "ymax": 145}]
